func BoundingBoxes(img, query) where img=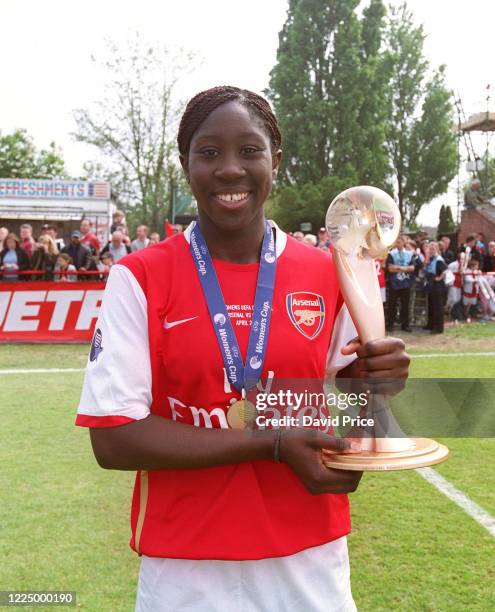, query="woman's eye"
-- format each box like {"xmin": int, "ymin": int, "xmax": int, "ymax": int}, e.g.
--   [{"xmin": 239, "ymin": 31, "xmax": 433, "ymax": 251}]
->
[
  {"xmin": 242, "ymin": 146, "xmax": 260, "ymax": 155},
  {"xmin": 199, "ymin": 149, "xmax": 218, "ymax": 157}
]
